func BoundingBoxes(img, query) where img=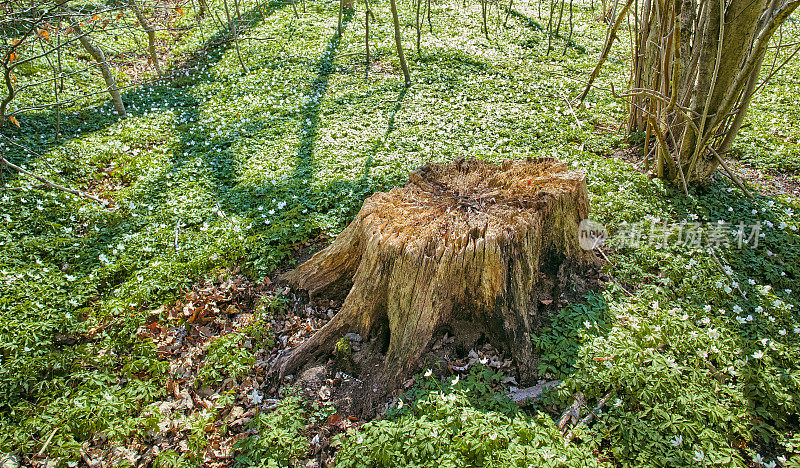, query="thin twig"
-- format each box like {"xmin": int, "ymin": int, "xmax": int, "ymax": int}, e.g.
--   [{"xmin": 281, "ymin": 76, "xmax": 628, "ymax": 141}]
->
[
  {"xmin": 709, "ymin": 247, "xmax": 747, "ymax": 298},
  {"xmin": 597, "ymin": 248, "xmax": 633, "ymax": 296},
  {"xmin": 708, "ymin": 147, "xmax": 753, "ymax": 199},
  {"xmin": 565, "ymin": 392, "xmax": 612, "ymax": 442},
  {"xmin": 0, "ymin": 156, "xmax": 106, "ymax": 206},
  {"xmin": 37, "ymin": 427, "xmax": 59, "ymax": 458},
  {"xmin": 559, "ymin": 89, "xmax": 582, "ymax": 127}
]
